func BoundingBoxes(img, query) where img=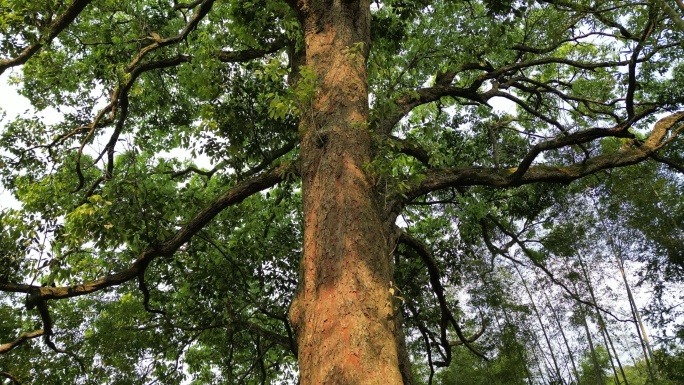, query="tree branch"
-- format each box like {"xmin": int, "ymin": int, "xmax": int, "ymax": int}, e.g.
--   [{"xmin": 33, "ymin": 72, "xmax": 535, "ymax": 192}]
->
[
  {"xmin": 125, "ymin": 0, "xmax": 216, "ymax": 72},
  {"xmin": 0, "ymin": 372, "xmax": 22, "ymax": 385},
  {"xmin": 231, "ymin": 319, "xmax": 293, "ymax": 353},
  {"xmin": 76, "ymin": 38, "xmax": 288, "ymax": 194},
  {"xmin": 0, "ymin": 163, "xmax": 293, "ymax": 307},
  {"xmin": 0, "ymin": 0, "xmax": 94, "ymax": 75},
  {"xmin": 650, "ymin": 153, "xmax": 684, "ymax": 173},
  {"xmin": 374, "ymin": 85, "xmax": 488, "ymax": 135},
  {"xmin": 626, "ymin": 8, "xmax": 657, "ymax": 119},
  {"xmin": 398, "ymin": 231, "xmax": 488, "ymax": 361},
  {"xmin": 0, "ymin": 329, "xmax": 44, "ymax": 354},
  {"xmin": 388, "ymin": 136, "xmax": 431, "ymax": 166},
  {"xmin": 33, "ymin": 299, "xmax": 87, "ymax": 370},
  {"xmin": 138, "ymin": 272, "xmax": 166, "ymax": 316},
  {"xmin": 405, "ymin": 111, "xmax": 684, "ymax": 203},
  {"xmin": 654, "ymin": 0, "xmax": 684, "ymax": 31}
]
